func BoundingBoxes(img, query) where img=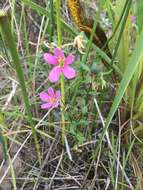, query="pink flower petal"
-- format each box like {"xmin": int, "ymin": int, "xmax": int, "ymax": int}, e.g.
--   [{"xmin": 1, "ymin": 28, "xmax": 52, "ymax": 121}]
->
[
  {"xmin": 39, "ymin": 92, "xmax": 49, "ymax": 102},
  {"xmin": 40, "ymin": 88, "xmax": 61, "ymax": 110},
  {"xmin": 48, "ymin": 87, "xmax": 55, "ymax": 97},
  {"xmin": 49, "ymin": 66, "xmax": 61, "ymax": 83},
  {"xmin": 41, "ymin": 103, "xmax": 52, "ymax": 109},
  {"xmin": 54, "ymin": 48, "xmax": 65, "ymax": 59},
  {"xmin": 62, "ymin": 66, "xmax": 76, "ymax": 79},
  {"xmin": 52, "ymin": 101, "xmax": 60, "ymax": 108},
  {"xmin": 43, "ymin": 53, "xmax": 58, "ymax": 65},
  {"xmin": 65, "ymin": 54, "xmax": 75, "ymax": 65},
  {"xmin": 55, "ymin": 90, "xmax": 61, "ymax": 99}
]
